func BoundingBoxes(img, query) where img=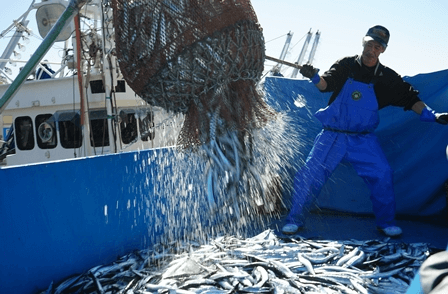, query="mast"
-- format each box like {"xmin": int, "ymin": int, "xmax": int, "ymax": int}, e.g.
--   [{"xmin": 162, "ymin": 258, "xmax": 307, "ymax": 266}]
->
[
  {"xmin": 0, "ymin": 0, "xmax": 89, "ymax": 113},
  {"xmin": 0, "ymin": 22, "xmax": 30, "ymax": 71},
  {"xmin": 0, "ymin": 1, "xmax": 34, "ymax": 71},
  {"xmin": 270, "ymin": 31, "xmax": 293, "ymax": 76},
  {"xmin": 307, "ymin": 30, "xmax": 321, "ymax": 65},
  {"xmin": 100, "ymin": 1, "xmax": 118, "ymax": 153},
  {"xmin": 291, "ymin": 29, "xmax": 312, "ymax": 78},
  {"xmin": 74, "ymin": 14, "xmax": 92, "ymax": 156},
  {"xmin": 278, "ymin": 31, "xmax": 293, "ymax": 62}
]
